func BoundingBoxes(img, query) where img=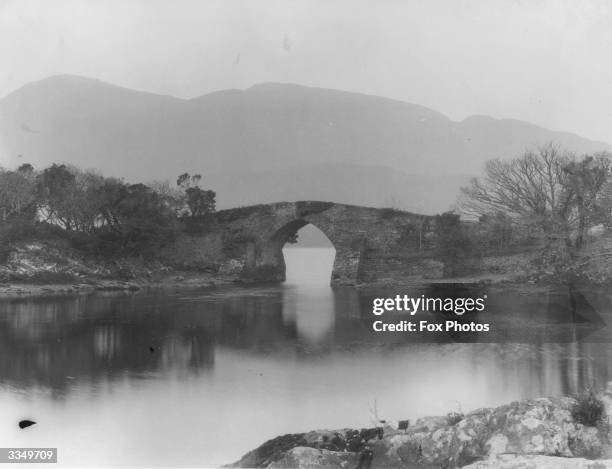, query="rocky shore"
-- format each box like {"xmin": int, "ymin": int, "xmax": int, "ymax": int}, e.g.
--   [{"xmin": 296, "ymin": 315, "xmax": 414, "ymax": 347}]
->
[
  {"xmin": 0, "ymin": 240, "xmax": 240, "ymax": 297},
  {"xmin": 229, "ymin": 395, "xmax": 612, "ymax": 469}
]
